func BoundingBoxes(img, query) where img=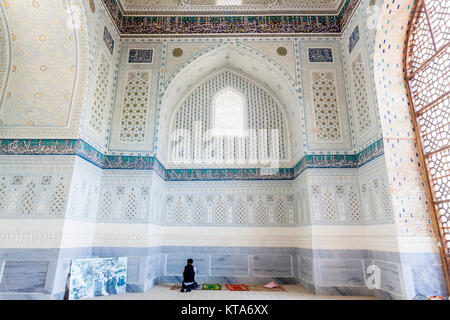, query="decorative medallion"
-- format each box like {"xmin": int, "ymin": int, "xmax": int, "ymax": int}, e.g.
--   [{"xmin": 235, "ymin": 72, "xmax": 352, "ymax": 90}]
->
[
  {"xmin": 277, "ymin": 47, "xmax": 287, "ymax": 56},
  {"xmin": 172, "ymin": 48, "xmax": 183, "ymax": 57}
]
